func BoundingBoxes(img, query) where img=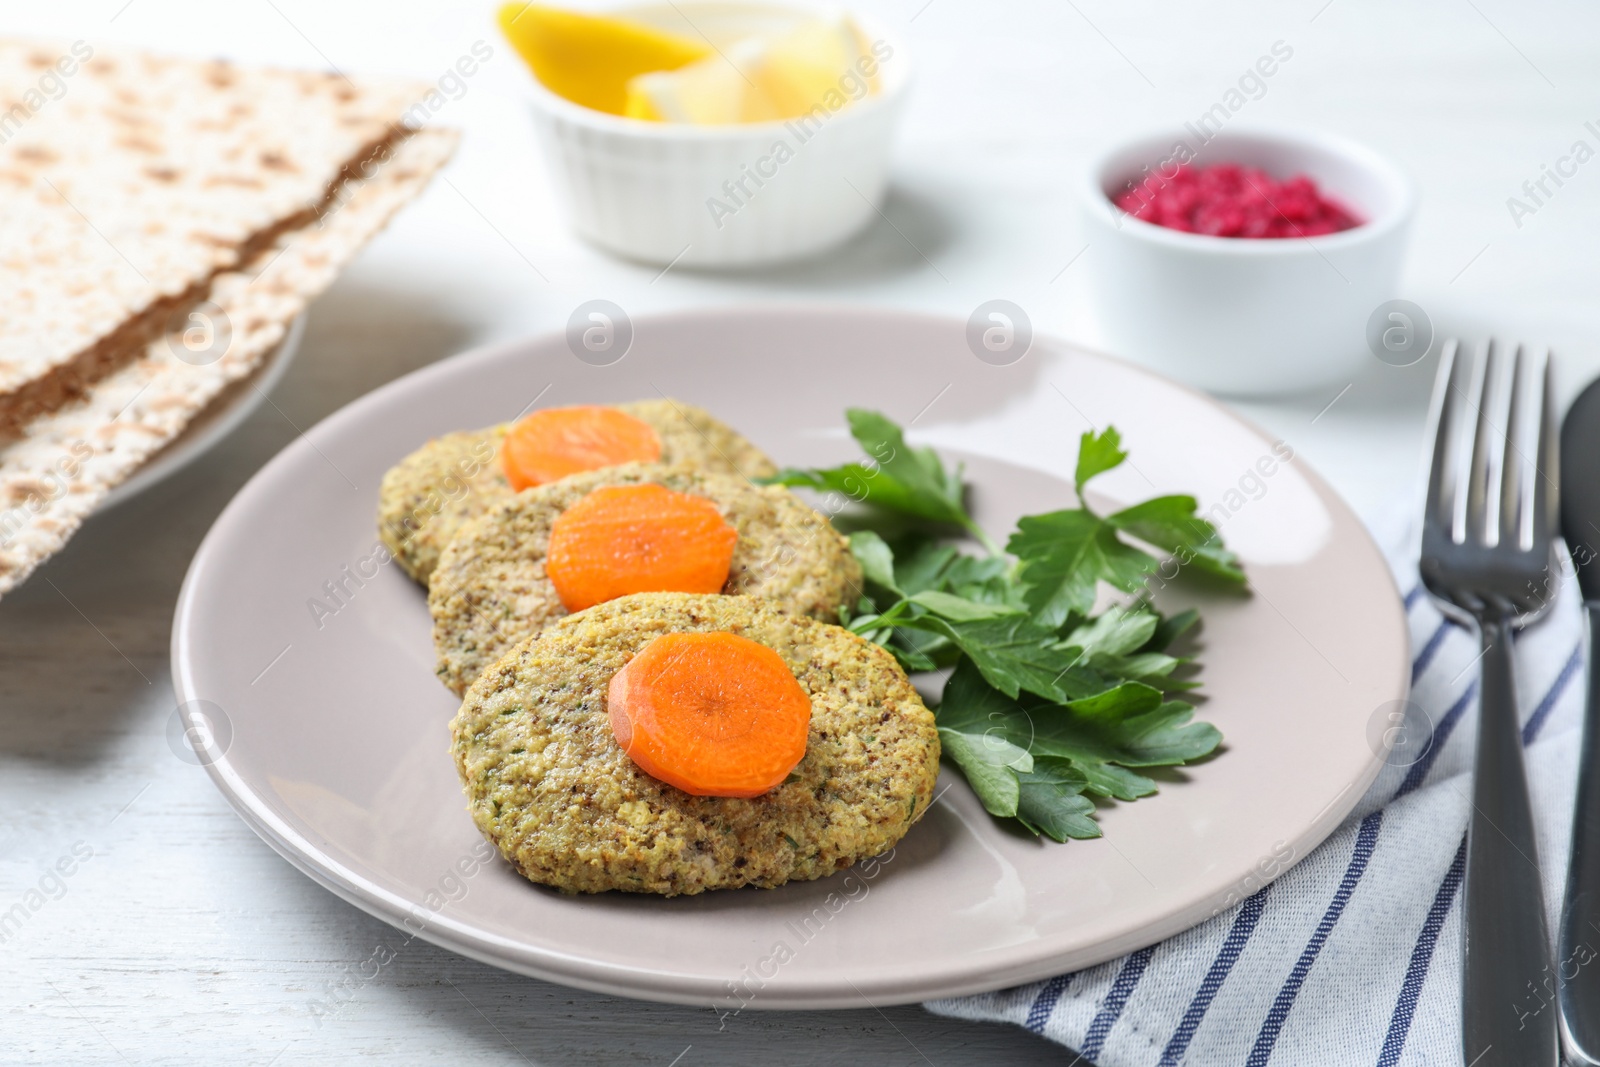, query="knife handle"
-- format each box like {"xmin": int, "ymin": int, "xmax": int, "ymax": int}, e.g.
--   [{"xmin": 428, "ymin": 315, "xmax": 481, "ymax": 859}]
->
[
  {"xmin": 1560, "ymin": 605, "xmax": 1600, "ymax": 1064},
  {"xmin": 1463, "ymin": 617, "xmax": 1560, "ymax": 1066}
]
